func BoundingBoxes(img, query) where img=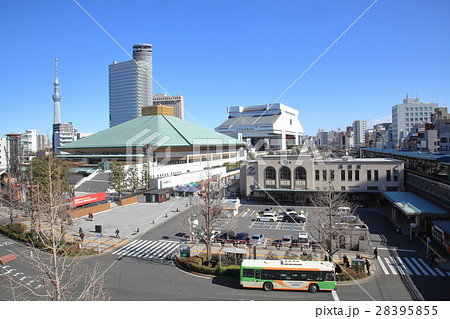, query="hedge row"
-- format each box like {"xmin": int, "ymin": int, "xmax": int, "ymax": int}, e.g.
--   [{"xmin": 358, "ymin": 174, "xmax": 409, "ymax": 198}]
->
[
  {"xmin": 0, "ymin": 223, "xmax": 97, "ymax": 256},
  {"xmin": 177, "ymin": 254, "xmax": 240, "ymax": 277}
]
